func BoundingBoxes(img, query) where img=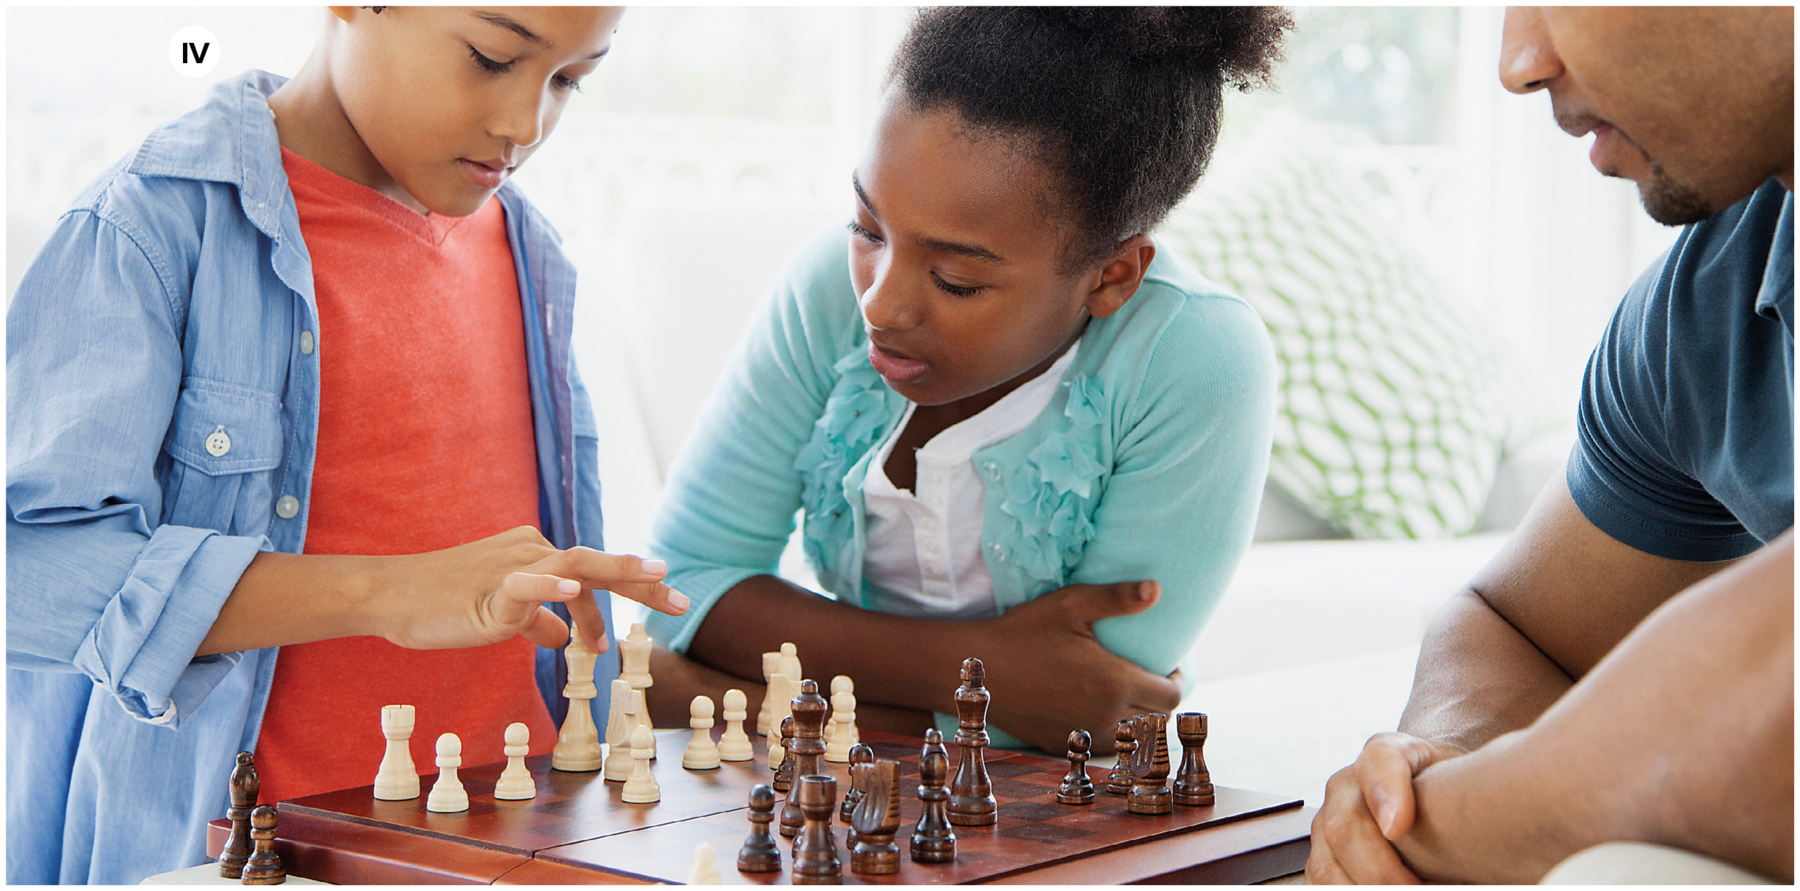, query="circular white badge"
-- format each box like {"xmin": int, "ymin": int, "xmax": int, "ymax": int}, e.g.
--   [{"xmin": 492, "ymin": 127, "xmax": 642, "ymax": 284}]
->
[{"xmin": 169, "ymin": 26, "xmax": 219, "ymax": 78}]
